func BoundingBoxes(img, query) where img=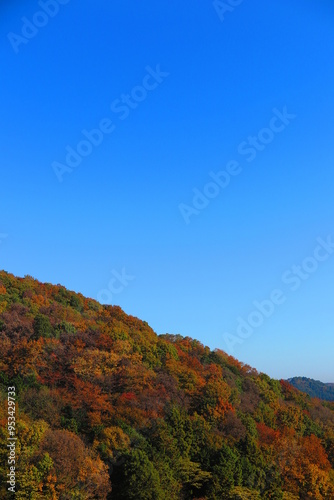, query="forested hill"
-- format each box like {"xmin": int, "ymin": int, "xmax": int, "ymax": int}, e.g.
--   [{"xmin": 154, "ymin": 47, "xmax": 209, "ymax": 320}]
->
[
  {"xmin": 287, "ymin": 377, "xmax": 334, "ymax": 402},
  {"xmin": 1, "ymin": 270, "xmax": 334, "ymax": 499}
]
